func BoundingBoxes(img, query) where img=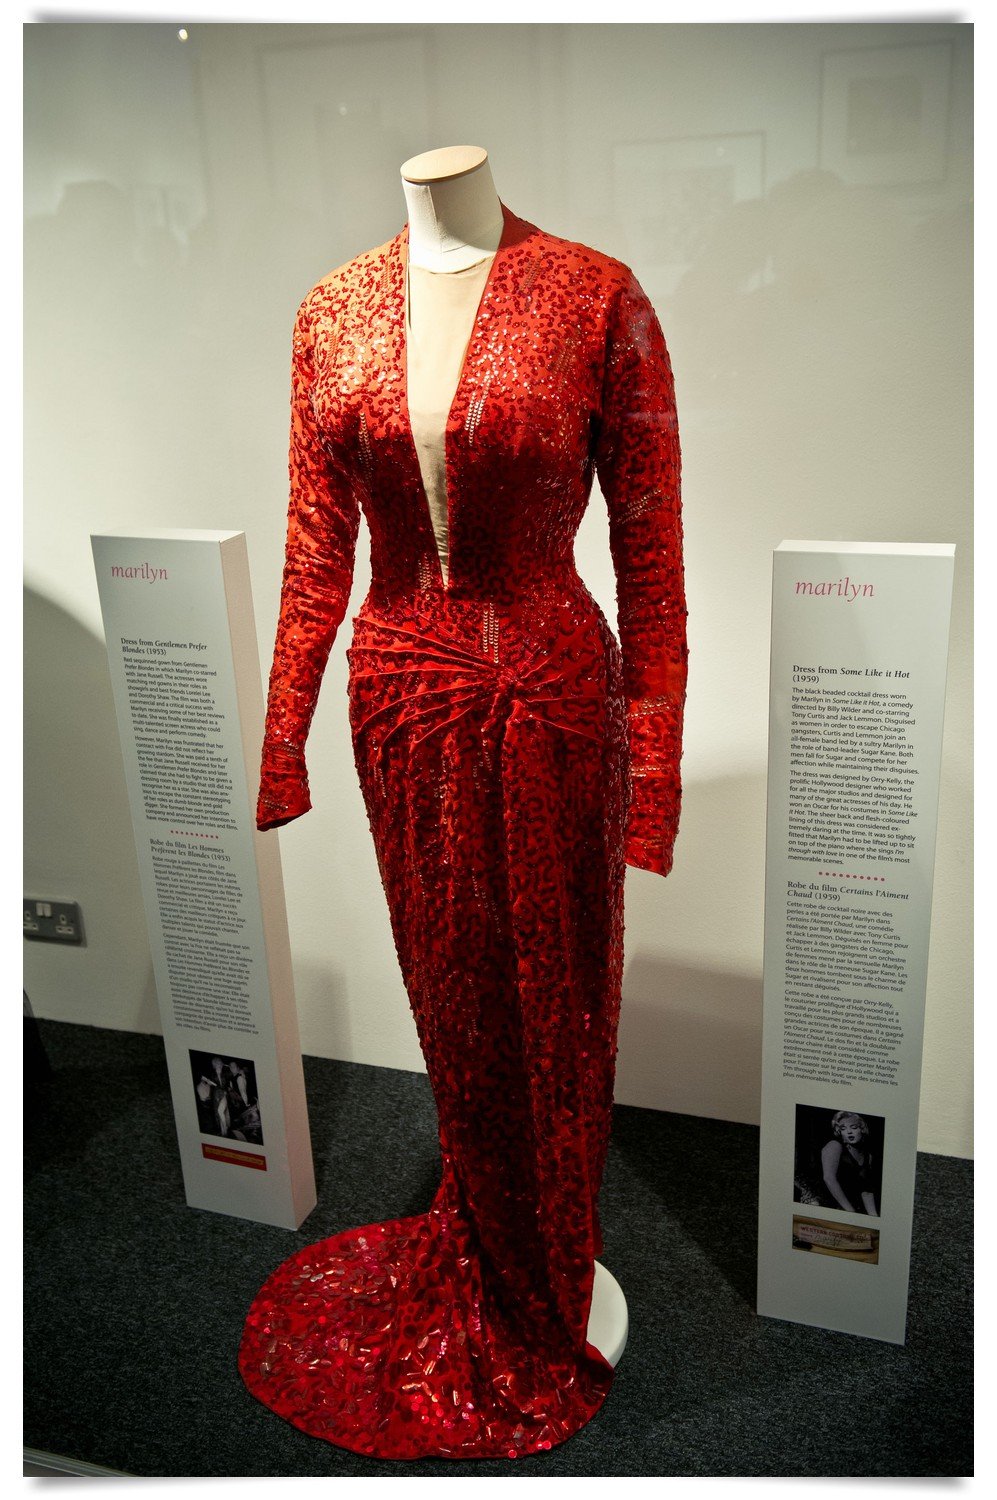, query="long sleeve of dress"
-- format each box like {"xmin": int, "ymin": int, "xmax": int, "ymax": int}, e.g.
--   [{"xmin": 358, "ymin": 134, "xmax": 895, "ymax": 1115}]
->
[
  {"xmin": 595, "ymin": 270, "xmax": 688, "ymax": 877},
  {"xmin": 256, "ymin": 295, "xmax": 361, "ymax": 831}
]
